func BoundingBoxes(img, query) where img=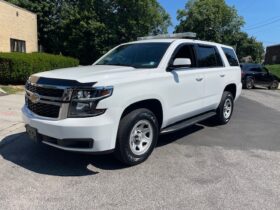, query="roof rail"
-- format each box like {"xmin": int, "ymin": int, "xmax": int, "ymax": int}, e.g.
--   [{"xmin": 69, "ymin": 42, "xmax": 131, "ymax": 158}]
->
[{"xmin": 137, "ymin": 32, "xmax": 197, "ymax": 41}]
